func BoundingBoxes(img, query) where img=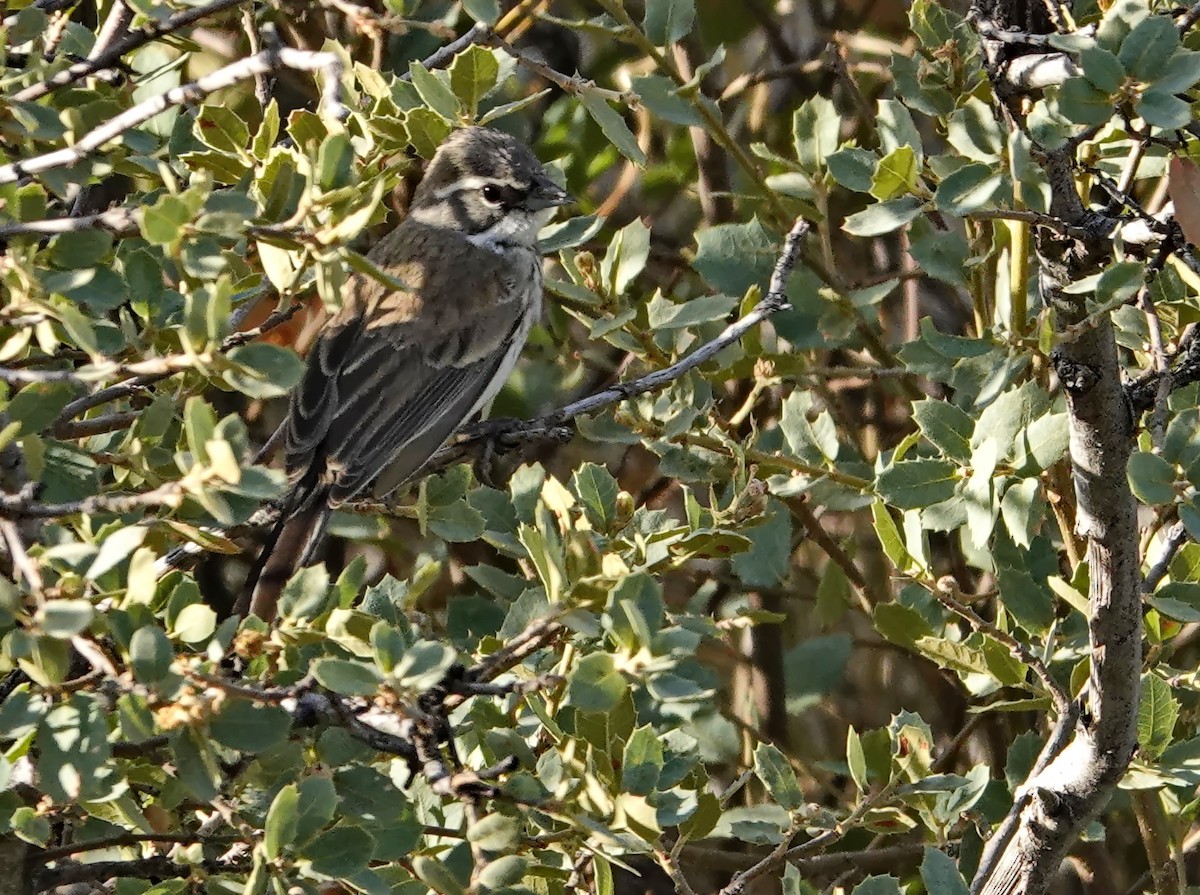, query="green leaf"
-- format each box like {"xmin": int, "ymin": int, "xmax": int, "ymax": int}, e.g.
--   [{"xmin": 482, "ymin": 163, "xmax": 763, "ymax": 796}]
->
[
  {"xmin": 842, "ymin": 197, "xmax": 923, "ymax": 237},
  {"xmin": 303, "ymin": 825, "xmax": 376, "ymax": 876},
  {"xmin": 194, "ymin": 104, "xmax": 250, "ymax": 153},
  {"xmin": 88, "ymin": 525, "xmax": 149, "ymax": 581},
  {"xmin": 601, "ymin": 217, "xmax": 651, "ymax": 296},
  {"xmin": 1128, "ymin": 451, "xmax": 1177, "ymax": 505},
  {"xmin": 518, "ymin": 522, "xmax": 566, "ymax": 602},
  {"xmin": 913, "ymin": 399, "xmax": 973, "ymax": 462},
  {"xmin": 461, "ymin": 0, "xmax": 499, "ymax": 23},
  {"xmin": 827, "ymin": 148, "xmax": 878, "ymax": 192},
  {"xmin": 7, "ymin": 382, "xmax": 73, "ymax": 435},
  {"xmin": 631, "ymin": 74, "xmax": 702, "ymax": 127},
  {"xmin": 877, "ymin": 100, "xmax": 923, "ymax": 166},
  {"xmin": 476, "ymin": 855, "xmax": 529, "ymax": 891},
  {"xmin": 580, "ymin": 87, "xmax": 645, "ymax": 166},
  {"xmin": 279, "ymin": 564, "xmax": 332, "ymax": 621},
  {"xmin": 622, "ymin": 725, "xmax": 664, "ymax": 796},
  {"xmin": 1137, "ymin": 89, "xmax": 1190, "ymax": 129},
  {"xmin": 404, "ymin": 108, "xmax": 452, "ymax": 158},
  {"xmin": 449, "ymin": 45, "xmax": 500, "ymax": 115},
  {"xmin": 870, "ymin": 146, "xmax": 918, "ymax": 200},
  {"xmin": 412, "ymin": 855, "xmax": 467, "ymax": 895},
  {"xmin": 173, "ymin": 726, "xmax": 221, "ymax": 802},
  {"xmin": 872, "ymin": 501, "xmax": 917, "ymax": 573},
  {"xmin": 428, "ymin": 500, "xmax": 486, "ymax": 542},
  {"xmin": 907, "ymin": 215, "xmax": 968, "ymax": 288},
  {"xmin": 1013, "ymin": 412, "xmax": 1069, "ymax": 474},
  {"xmin": 50, "ymin": 230, "xmax": 113, "ymax": 269},
  {"xmin": 392, "ymin": 640, "xmax": 456, "ymax": 690},
  {"xmin": 129, "ymin": 626, "xmax": 173, "ymax": 683},
  {"xmin": 1001, "ymin": 478, "xmax": 1043, "ymax": 549},
  {"xmin": 692, "ymin": 217, "xmax": 777, "ymax": 296},
  {"xmin": 209, "ymin": 700, "xmax": 292, "ymax": 753},
  {"xmin": 920, "ymin": 848, "xmax": 969, "ymax": 895},
  {"xmin": 753, "ymin": 742, "xmax": 803, "ymax": 810},
  {"xmin": 467, "ymin": 813, "xmax": 521, "ymax": 852},
  {"xmin": 172, "ymin": 603, "xmax": 216, "ymax": 644},
  {"xmin": 38, "ymin": 600, "xmax": 94, "ymax": 638},
  {"xmin": 264, "ymin": 784, "xmax": 300, "ymax": 860},
  {"xmin": 1058, "ymin": 78, "xmax": 1116, "ymax": 126},
  {"xmin": 646, "ymin": 291, "xmax": 737, "ymax": 330},
  {"xmin": 934, "ymin": 163, "xmax": 1002, "ymax": 215},
  {"xmin": 408, "ymin": 62, "xmax": 461, "ymax": 118},
  {"xmin": 643, "ymin": 0, "xmax": 695, "ymax": 44},
  {"xmin": 793, "ymin": 95, "xmax": 841, "ymax": 170},
  {"xmin": 566, "ymin": 653, "xmax": 627, "ymax": 712},
  {"xmin": 1118, "ymin": 14, "xmax": 1178, "ymax": 81},
  {"xmin": 847, "ymin": 725, "xmax": 868, "ymax": 792},
  {"xmin": 873, "ymin": 601, "xmax": 935, "ymax": 650},
  {"xmin": 573, "ymin": 462, "xmax": 620, "ymax": 530},
  {"xmin": 295, "ymin": 775, "xmax": 338, "ymax": 842},
  {"xmin": 1080, "ymin": 45, "xmax": 1126, "ymax": 92},
  {"xmin": 876, "ymin": 459, "xmax": 958, "ymax": 509},
  {"xmin": 1138, "ymin": 673, "xmax": 1179, "ymax": 760},
  {"xmin": 312, "ymin": 658, "xmax": 383, "ymax": 696},
  {"xmin": 141, "ymin": 194, "xmax": 192, "ymax": 245},
  {"xmin": 713, "ymin": 804, "xmax": 791, "ymax": 845}
]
